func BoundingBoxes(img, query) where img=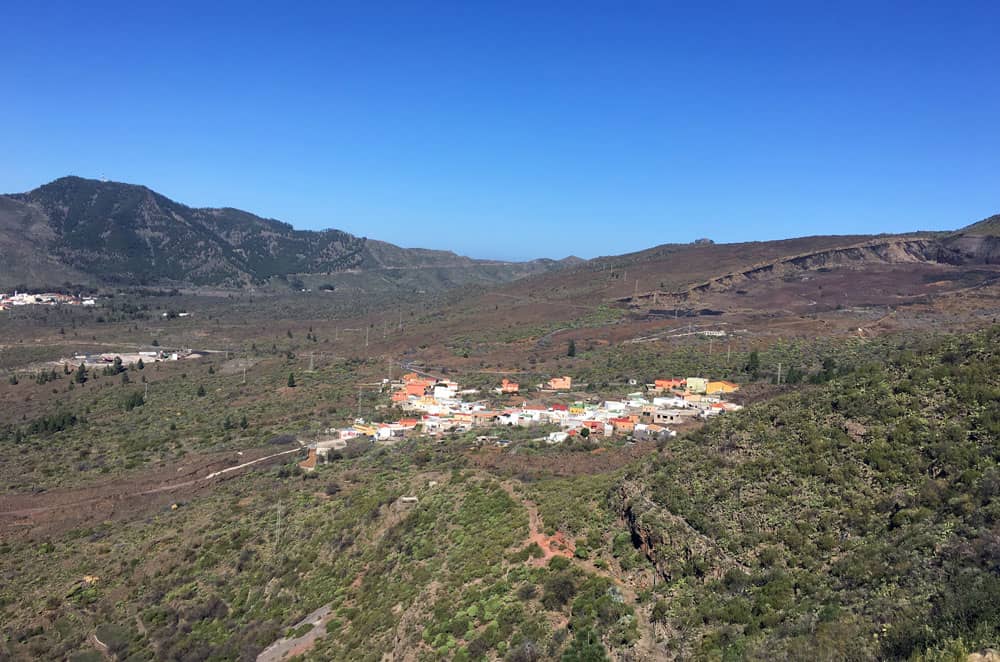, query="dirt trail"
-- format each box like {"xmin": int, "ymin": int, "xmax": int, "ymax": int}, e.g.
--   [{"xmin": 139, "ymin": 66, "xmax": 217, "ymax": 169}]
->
[
  {"xmin": 500, "ymin": 481, "xmax": 662, "ymax": 659},
  {"xmin": 510, "ymin": 485, "xmax": 575, "ymax": 564}
]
